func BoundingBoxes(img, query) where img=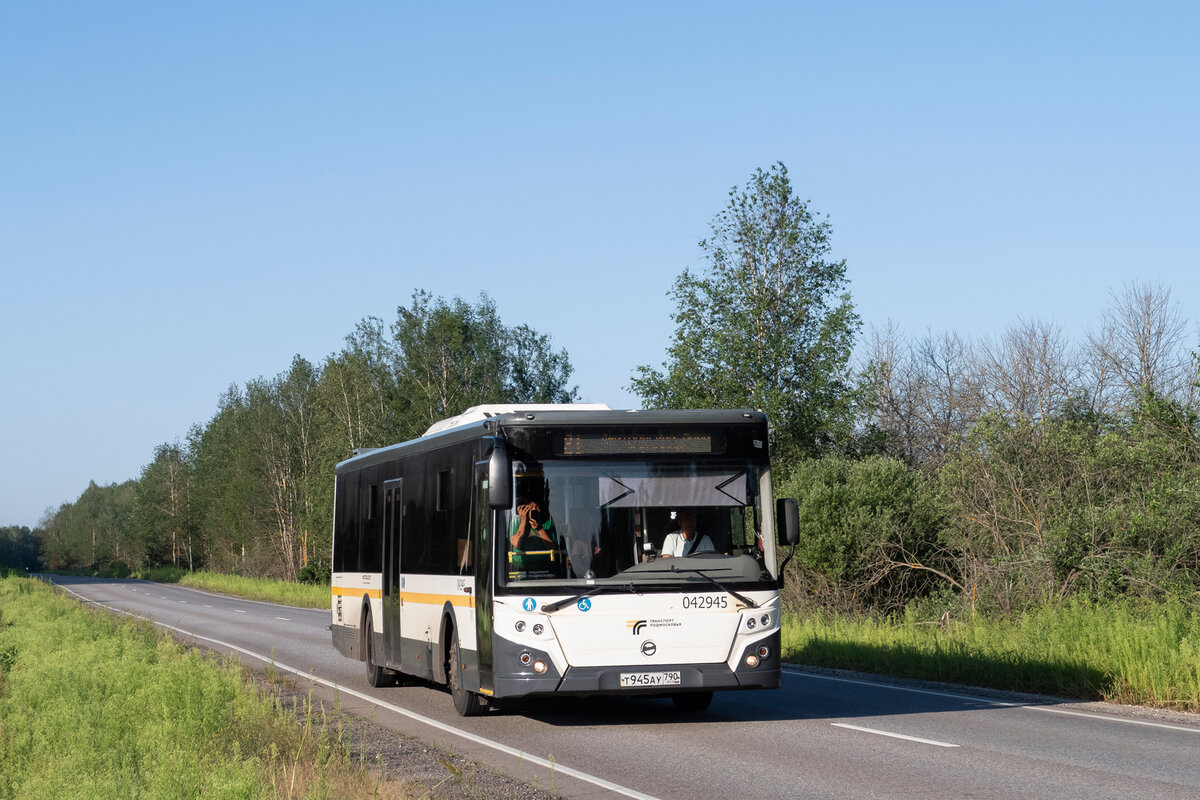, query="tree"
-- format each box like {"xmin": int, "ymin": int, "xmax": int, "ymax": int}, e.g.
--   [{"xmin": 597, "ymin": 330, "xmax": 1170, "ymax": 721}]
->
[
  {"xmin": 631, "ymin": 163, "xmax": 860, "ymax": 463},
  {"xmin": 131, "ymin": 441, "xmax": 196, "ymax": 569},
  {"xmin": 392, "ymin": 291, "xmax": 578, "ymax": 438},
  {"xmin": 1086, "ymin": 282, "xmax": 1194, "ymax": 409},
  {"xmin": 317, "ymin": 316, "xmax": 400, "ymax": 456},
  {"xmin": 505, "ymin": 323, "xmax": 579, "ymax": 404},
  {"xmin": 36, "ymin": 481, "xmax": 135, "ymax": 571},
  {"xmin": 190, "ymin": 389, "xmax": 261, "ymax": 573},
  {"xmin": 0, "ymin": 525, "xmax": 39, "ymax": 570},
  {"xmin": 393, "ymin": 291, "xmax": 509, "ymax": 438}
]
